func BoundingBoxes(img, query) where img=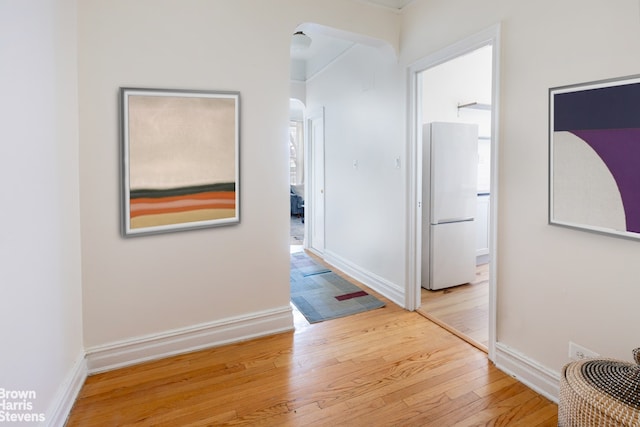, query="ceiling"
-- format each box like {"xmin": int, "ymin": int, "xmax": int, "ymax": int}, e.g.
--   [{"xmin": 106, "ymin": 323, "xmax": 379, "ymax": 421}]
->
[
  {"xmin": 290, "ymin": 1, "xmax": 413, "ymax": 81},
  {"xmin": 290, "ymin": 32, "xmax": 354, "ymax": 81},
  {"xmin": 359, "ymin": 0, "xmax": 414, "ymax": 9}
]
